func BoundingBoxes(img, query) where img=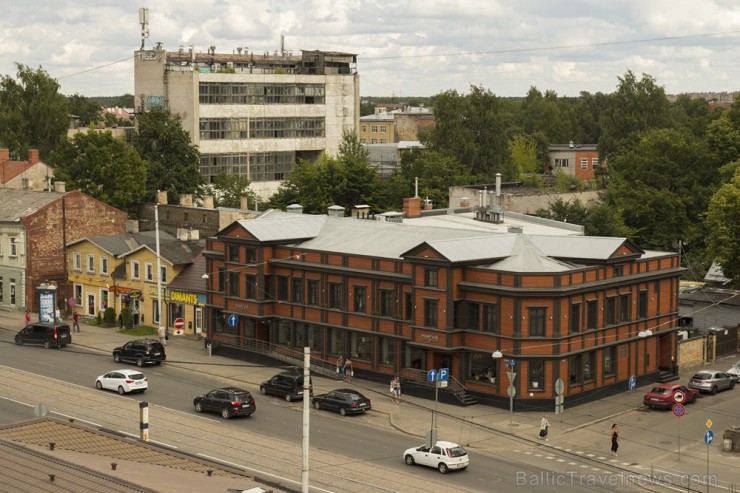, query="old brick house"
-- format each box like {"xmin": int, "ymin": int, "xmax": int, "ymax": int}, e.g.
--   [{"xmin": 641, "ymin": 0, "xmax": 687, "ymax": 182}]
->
[
  {"xmin": 0, "ymin": 148, "xmax": 54, "ymax": 191},
  {"xmin": 0, "ymin": 187, "xmax": 126, "ymax": 313},
  {"xmin": 203, "ymin": 199, "xmax": 683, "ymax": 408}
]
